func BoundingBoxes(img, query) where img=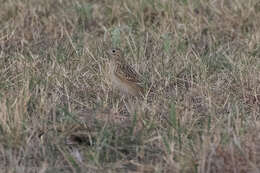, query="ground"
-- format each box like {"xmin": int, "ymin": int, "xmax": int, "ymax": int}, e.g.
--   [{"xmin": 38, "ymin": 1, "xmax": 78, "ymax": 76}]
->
[{"xmin": 0, "ymin": 0, "xmax": 260, "ymax": 172}]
